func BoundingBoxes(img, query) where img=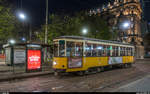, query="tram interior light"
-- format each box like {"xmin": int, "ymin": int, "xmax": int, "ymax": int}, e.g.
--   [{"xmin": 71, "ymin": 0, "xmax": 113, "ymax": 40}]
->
[
  {"xmin": 86, "ymin": 47, "xmax": 90, "ymax": 50},
  {"xmin": 97, "ymin": 46, "xmax": 102, "ymax": 50}
]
